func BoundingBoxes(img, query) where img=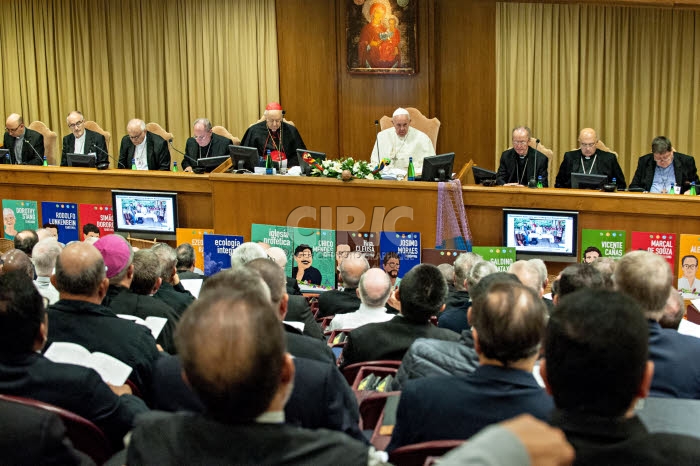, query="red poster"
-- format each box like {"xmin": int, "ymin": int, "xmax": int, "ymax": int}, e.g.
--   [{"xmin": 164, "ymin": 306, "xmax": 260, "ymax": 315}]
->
[
  {"xmin": 630, "ymin": 232, "xmax": 676, "ymax": 269},
  {"xmin": 79, "ymin": 204, "xmax": 114, "ymax": 240}
]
